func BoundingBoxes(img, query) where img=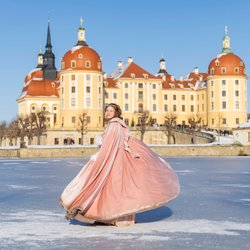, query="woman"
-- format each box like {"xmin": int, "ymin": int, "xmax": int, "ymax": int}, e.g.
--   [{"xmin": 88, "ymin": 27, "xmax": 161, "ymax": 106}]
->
[{"xmin": 60, "ymin": 103, "xmax": 180, "ymax": 227}]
